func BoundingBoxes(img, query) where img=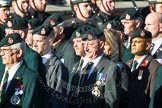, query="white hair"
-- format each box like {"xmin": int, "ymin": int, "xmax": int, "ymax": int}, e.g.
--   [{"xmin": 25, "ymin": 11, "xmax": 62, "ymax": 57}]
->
[{"xmin": 11, "ymin": 41, "xmax": 26, "ymax": 54}]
